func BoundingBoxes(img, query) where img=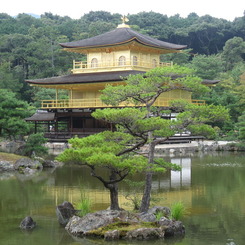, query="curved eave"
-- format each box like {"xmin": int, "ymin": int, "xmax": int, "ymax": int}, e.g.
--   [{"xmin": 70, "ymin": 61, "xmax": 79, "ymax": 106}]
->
[
  {"xmin": 60, "ymin": 27, "xmax": 187, "ymax": 54},
  {"xmin": 25, "ymin": 70, "xmax": 145, "ymax": 87},
  {"xmin": 61, "ymin": 38, "xmax": 186, "ymax": 54}
]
